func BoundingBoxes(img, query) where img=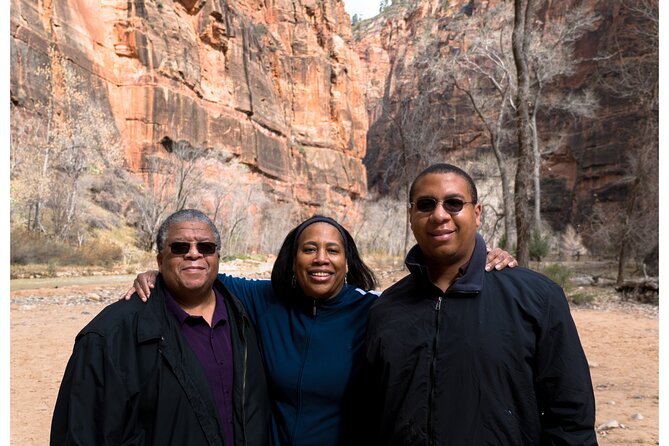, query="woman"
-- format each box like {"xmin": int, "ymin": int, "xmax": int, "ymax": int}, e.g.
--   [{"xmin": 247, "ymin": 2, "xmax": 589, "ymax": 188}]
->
[{"xmin": 125, "ymin": 215, "xmax": 515, "ymax": 445}]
